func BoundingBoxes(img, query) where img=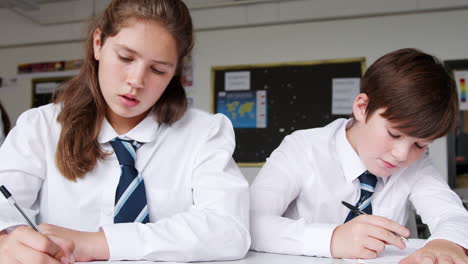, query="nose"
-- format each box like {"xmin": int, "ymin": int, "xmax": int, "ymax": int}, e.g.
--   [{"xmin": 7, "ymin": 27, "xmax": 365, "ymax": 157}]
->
[
  {"xmin": 391, "ymin": 142, "xmax": 410, "ymax": 162},
  {"xmin": 126, "ymin": 63, "xmax": 145, "ymax": 89}
]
